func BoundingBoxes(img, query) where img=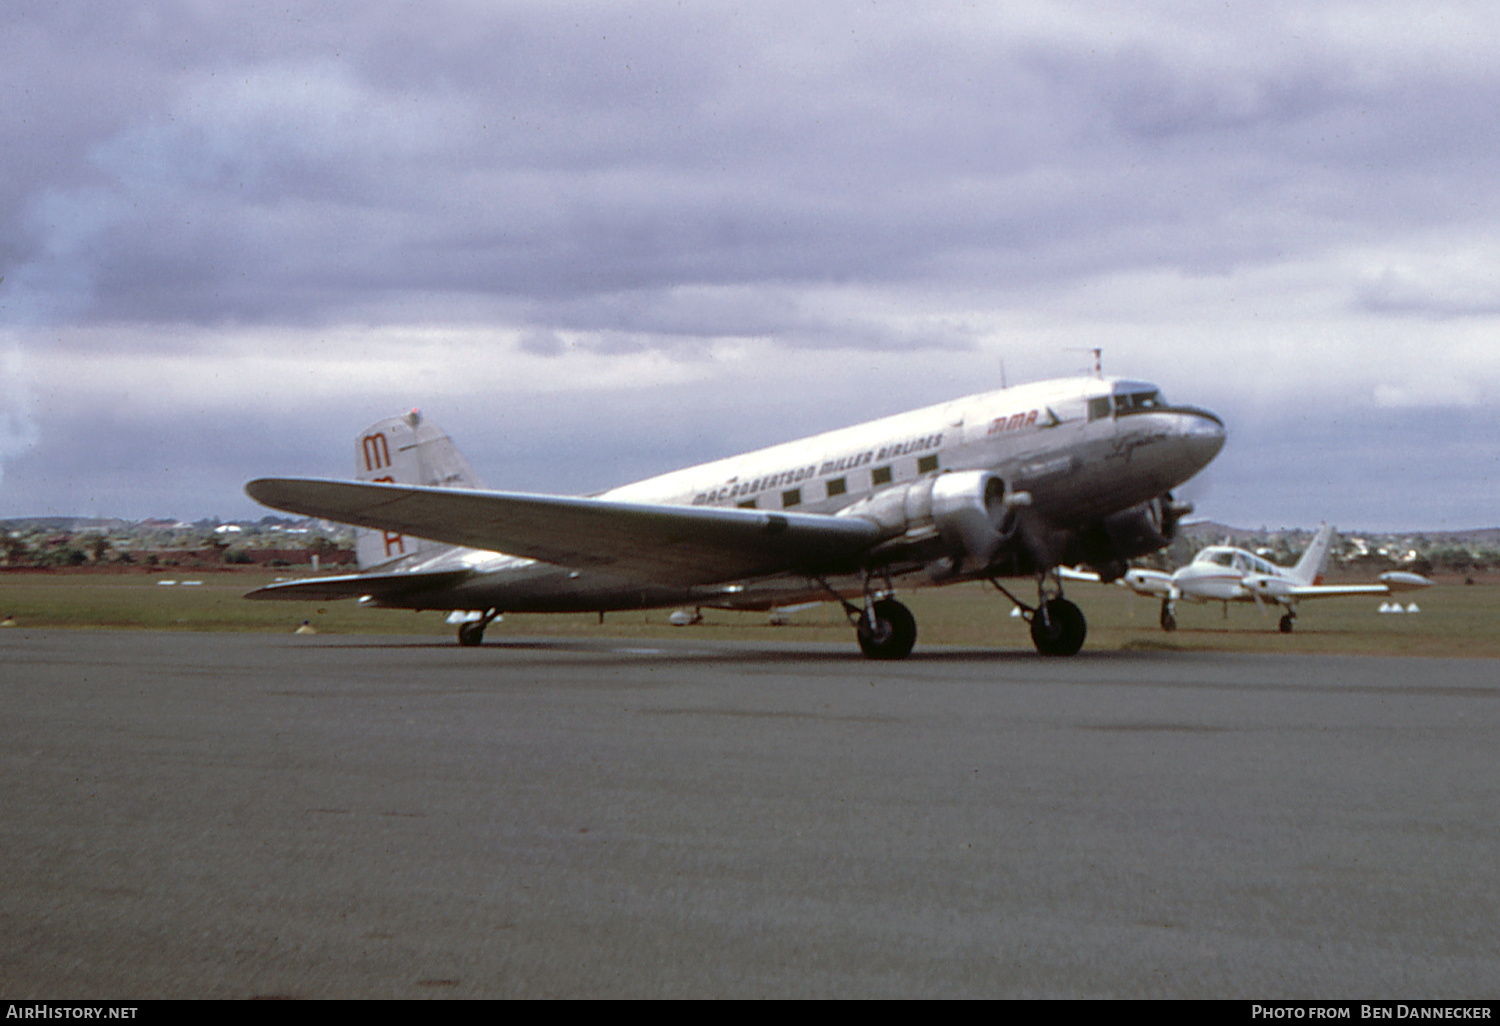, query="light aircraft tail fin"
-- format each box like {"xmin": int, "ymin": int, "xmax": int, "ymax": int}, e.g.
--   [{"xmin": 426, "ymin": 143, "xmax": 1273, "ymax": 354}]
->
[
  {"xmin": 1290, "ymin": 523, "xmax": 1336, "ymax": 585},
  {"xmin": 353, "ymin": 410, "xmax": 485, "ymax": 571}
]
